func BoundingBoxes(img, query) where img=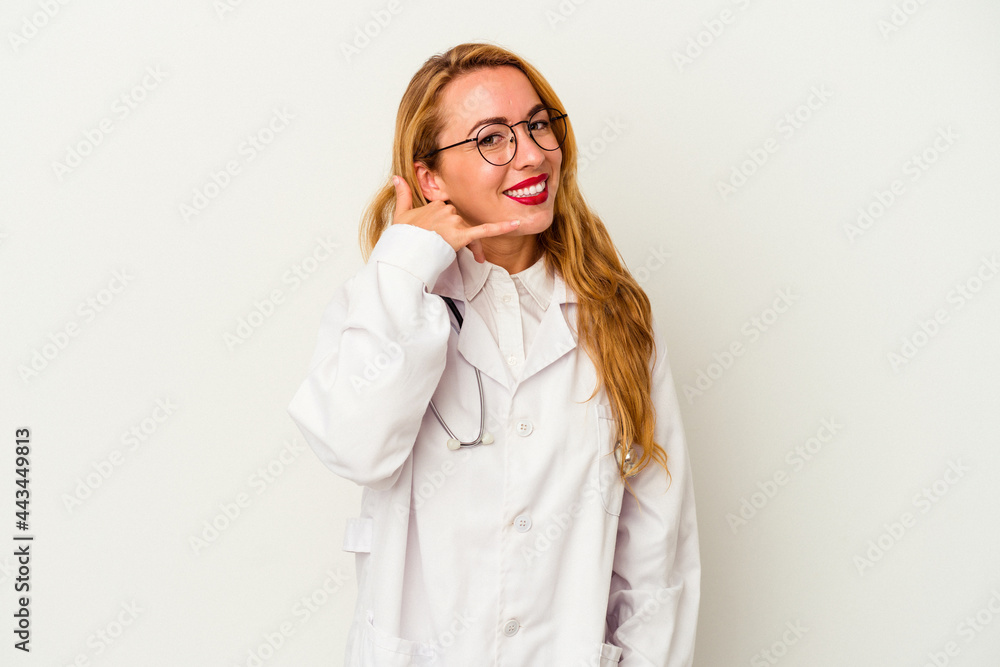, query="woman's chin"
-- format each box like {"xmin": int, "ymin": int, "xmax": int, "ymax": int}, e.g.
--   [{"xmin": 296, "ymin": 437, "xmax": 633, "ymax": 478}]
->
[
  {"xmin": 515, "ymin": 214, "xmax": 554, "ymax": 235},
  {"xmin": 498, "ymin": 198, "xmax": 556, "ymax": 233}
]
